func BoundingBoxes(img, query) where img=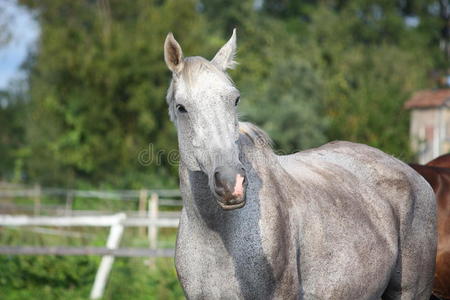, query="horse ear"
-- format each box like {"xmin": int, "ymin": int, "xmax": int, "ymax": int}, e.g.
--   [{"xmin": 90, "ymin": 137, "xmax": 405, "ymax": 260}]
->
[
  {"xmin": 211, "ymin": 28, "xmax": 237, "ymax": 71},
  {"xmin": 164, "ymin": 33, "xmax": 184, "ymax": 73}
]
